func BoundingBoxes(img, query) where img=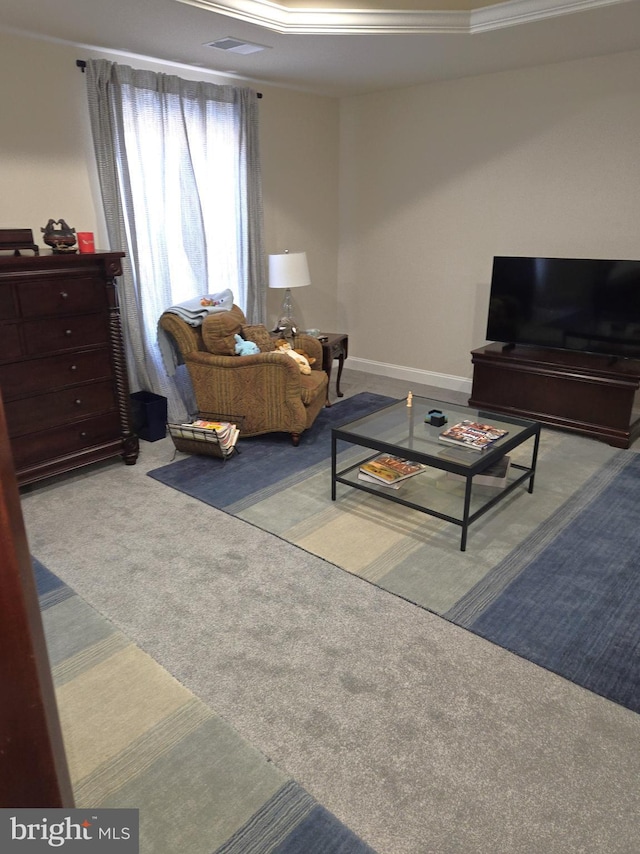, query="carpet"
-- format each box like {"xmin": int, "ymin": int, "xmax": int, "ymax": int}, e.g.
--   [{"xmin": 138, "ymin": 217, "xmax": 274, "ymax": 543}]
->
[
  {"xmin": 35, "ymin": 557, "xmax": 376, "ymax": 853},
  {"xmin": 150, "ymin": 391, "xmax": 397, "ymax": 510},
  {"xmin": 448, "ymin": 452, "xmax": 640, "ymax": 715},
  {"xmin": 149, "ymin": 394, "xmax": 640, "ymax": 715}
]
